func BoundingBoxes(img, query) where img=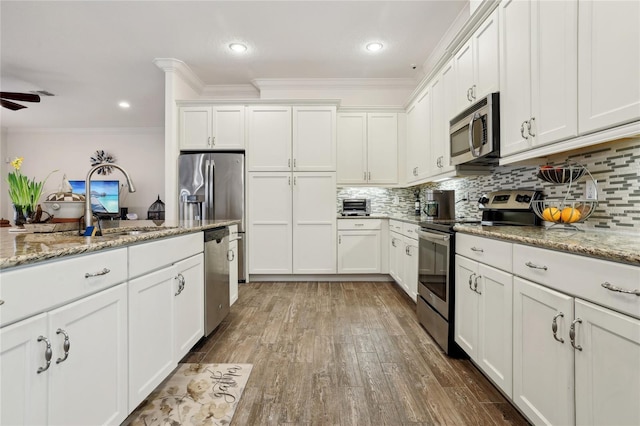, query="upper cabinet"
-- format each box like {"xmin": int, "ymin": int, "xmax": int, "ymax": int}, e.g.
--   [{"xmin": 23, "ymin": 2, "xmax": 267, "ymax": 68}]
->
[
  {"xmin": 499, "ymin": 0, "xmax": 578, "ymax": 157},
  {"xmin": 430, "ymin": 60, "xmax": 456, "ymax": 176},
  {"xmin": 337, "ymin": 112, "xmax": 398, "ymax": 185},
  {"xmin": 406, "ymin": 87, "xmax": 431, "ymax": 184},
  {"xmin": 247, "ymin": 106, "xmax": 336, "ymax": 172},
  {"xmin": 578, "ymin": 0, "xmax": 640, "ymax": 134},
  {"xmin": 179, "ymin": 105, "xmax": 245, "ymax": 151},
  {"xmin": 454, "ymin": 9, "xmax": 499, "ymax": 114}
]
